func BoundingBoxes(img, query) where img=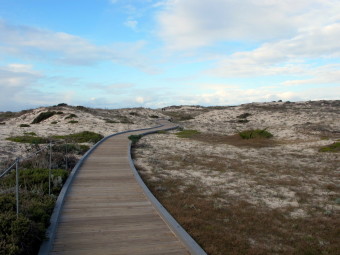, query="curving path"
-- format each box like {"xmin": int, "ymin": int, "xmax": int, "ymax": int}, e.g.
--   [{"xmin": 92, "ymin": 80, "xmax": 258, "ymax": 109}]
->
[{"xmin": 39, "ymin": 120, "xmax": 206, "ymax": 255}]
